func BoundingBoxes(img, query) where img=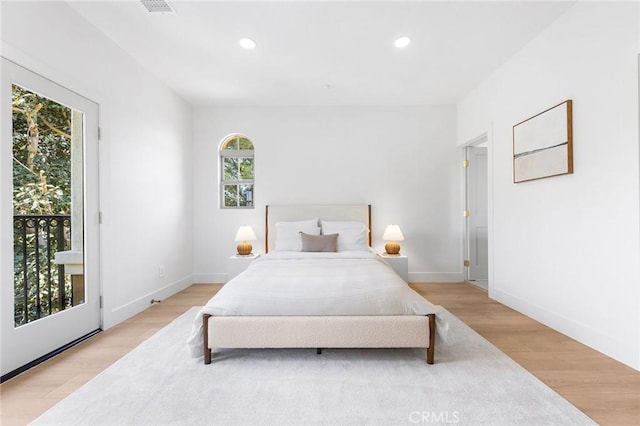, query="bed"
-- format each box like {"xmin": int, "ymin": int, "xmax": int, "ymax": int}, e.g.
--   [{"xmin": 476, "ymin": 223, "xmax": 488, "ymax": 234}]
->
[{"xmin": 188, "ymin": 204, "xmax": 440, "ymax": 364}]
